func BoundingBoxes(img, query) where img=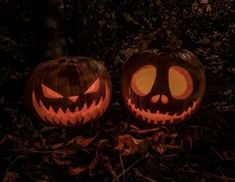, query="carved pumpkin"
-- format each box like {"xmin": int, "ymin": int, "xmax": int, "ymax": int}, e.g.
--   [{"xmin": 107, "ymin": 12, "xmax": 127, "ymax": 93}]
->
[
  {"xmin": 26, "ymin": 57, "xmax": 112, "ymax": 126},
  {"xmin": 121, "ymin": 49, "xmax": 206, "ymax": 125}
]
